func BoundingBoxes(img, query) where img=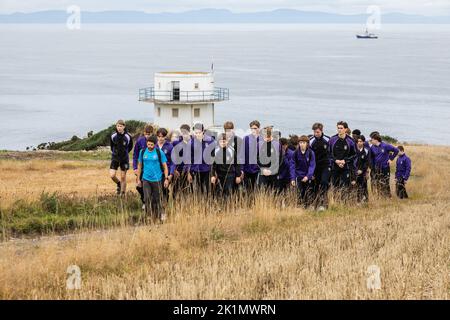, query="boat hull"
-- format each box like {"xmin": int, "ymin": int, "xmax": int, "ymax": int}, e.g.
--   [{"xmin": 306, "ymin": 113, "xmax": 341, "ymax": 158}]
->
[{"xmin": 356, "ymin": 35, "xmax": 378, "ymax": 39}]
